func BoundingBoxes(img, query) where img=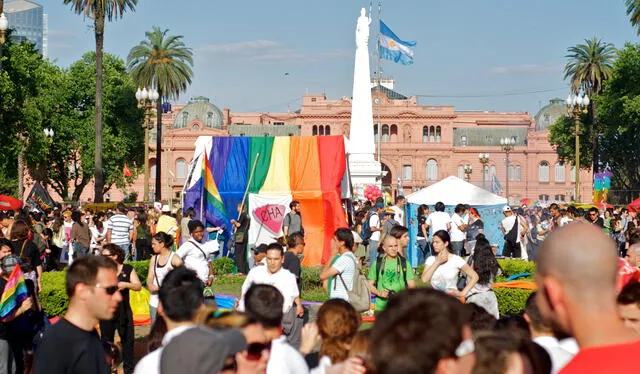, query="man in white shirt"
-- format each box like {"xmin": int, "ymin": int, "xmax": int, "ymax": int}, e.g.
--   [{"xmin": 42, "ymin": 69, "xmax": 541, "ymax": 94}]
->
[
  {"xmin": 500, "ymin": 206, "xmax": 526, "ymax": 258},
  {"xmin": 390, "ymin": 195, "xmax": 407, "ymax": 226},
  {"xmin": 239, "ymin": 243, "xmax": 304, "ymax": 348},
  {"xmin": 133, "ymin": 267, "xmax": 203, "ymax": 374},
  {"xmin": 320, "ymin": 228, "xmax": 357, "ymax": 301},
  {"xmin": 176, "ymin": 220, "xmax": 211, "ymax": 285},
  {"xmin": 244, "ymin": 284, "xmax": 309, "ymax": 374},
  {"xmin": 449, "ymin": 204, "xmax": 468, "ymax": 256},
  {"xmin": 524, "ymin": 292, "xmax": 574, "ymax": 374},
  {"xmin": 425, "ymin": 201, "xmax": 450, "ymax": 237}
]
